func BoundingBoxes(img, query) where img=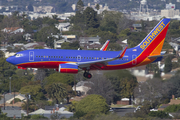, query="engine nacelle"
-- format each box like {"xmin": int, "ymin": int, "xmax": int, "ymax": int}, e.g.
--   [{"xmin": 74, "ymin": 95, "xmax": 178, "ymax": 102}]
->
[{"xmin": 59, "ymin": 63, "xmax": 78, "ymax": 74}]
